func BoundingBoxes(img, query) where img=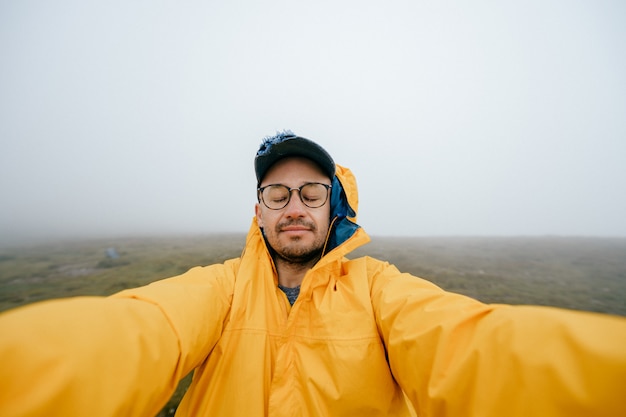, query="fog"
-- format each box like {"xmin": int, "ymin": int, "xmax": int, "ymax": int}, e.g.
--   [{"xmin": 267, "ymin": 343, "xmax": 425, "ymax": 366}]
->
[{"xmin": 1, "ymin": 0, "xmax": 625, "ymax": 247}]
